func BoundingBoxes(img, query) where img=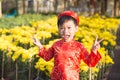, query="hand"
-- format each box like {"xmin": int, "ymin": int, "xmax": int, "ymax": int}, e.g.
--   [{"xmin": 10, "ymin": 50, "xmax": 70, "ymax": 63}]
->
[
  {"xmin": 33, "ymin": 37, "xmax": 43, "ymax": 49},
  {"xmin": 92, "ymin": 36, "xmax": 104, "ymax": 54}
]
